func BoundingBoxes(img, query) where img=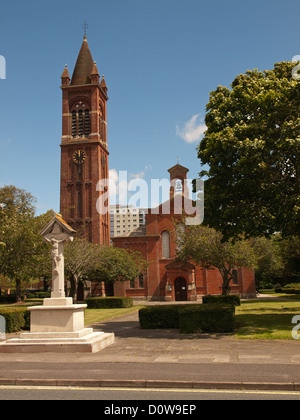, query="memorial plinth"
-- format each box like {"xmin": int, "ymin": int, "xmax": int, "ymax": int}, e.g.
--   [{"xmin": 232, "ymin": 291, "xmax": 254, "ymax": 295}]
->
[{"xmin": 0, "ymin": 214, "xmax": 114, "ymax": 353}]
